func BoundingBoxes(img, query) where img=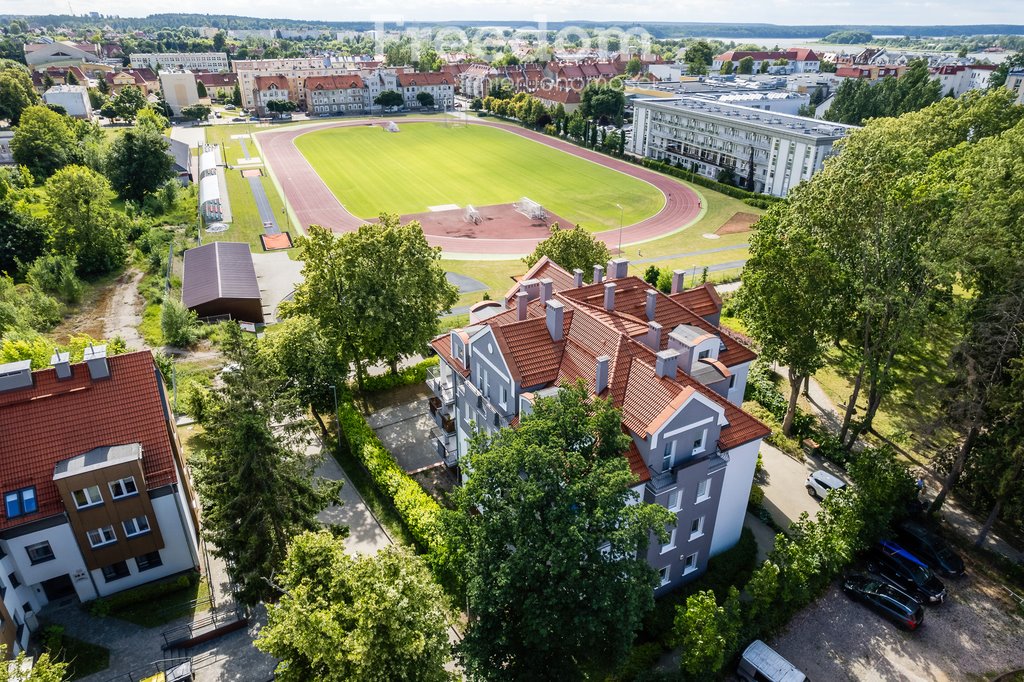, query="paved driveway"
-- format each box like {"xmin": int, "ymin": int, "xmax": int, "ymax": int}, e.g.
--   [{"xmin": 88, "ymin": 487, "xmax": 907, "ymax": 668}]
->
[
  {"xmin": 758, "ymin": 442, "xmax": 847, "ymax": 530},
  {"xmin": 251, "ymin": 252, "xmax": 304, "ymax": 323},
  {"xmin": 366, "ymin": 389, "xmax": 444, "ymax": 473}
]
